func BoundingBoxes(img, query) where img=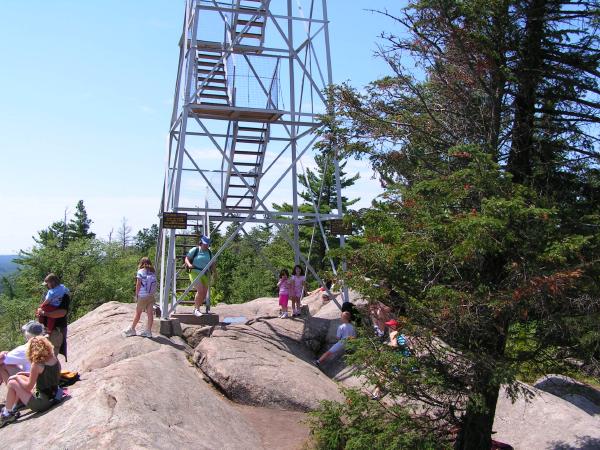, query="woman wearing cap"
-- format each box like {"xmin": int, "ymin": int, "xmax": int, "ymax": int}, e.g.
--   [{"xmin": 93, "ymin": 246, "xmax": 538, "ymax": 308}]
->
[
  {"xmin": 1, "ymin": 336, "xmax": 61, "ymax": 426},
  {"xmin": 185, "ymin": 235, "xmax": 215, "ymax": 317},
  {"xmin": 0, "ymin": 321, "xmax": 45, "ymax": 389}
]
